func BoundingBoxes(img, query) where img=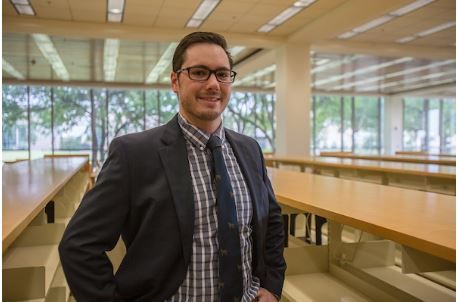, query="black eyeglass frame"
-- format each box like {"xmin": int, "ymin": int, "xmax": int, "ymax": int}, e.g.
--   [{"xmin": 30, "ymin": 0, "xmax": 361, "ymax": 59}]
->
[{"xmin": 176, "ymin": 66, "xmax": 237, "ymax": 83}]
